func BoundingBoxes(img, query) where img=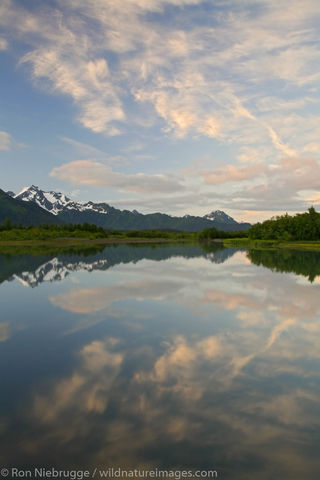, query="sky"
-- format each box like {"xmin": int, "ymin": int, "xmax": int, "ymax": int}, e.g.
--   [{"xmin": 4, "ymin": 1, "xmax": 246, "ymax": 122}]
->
[{"xmin": 1, "ymin": 0, "xmax": 320, "ymax": 222}]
